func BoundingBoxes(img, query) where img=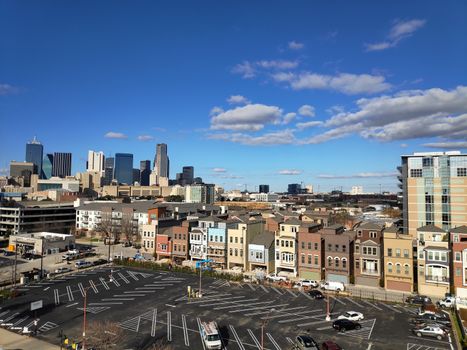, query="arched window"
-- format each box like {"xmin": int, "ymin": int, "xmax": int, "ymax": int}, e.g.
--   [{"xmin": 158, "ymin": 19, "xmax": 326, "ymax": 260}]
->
[
  {"xmin": 404, "ymin": 264, "xmax": 410, "ymax": 275},
  {"xmin": 334, "ymin": 257, "xmax": 340, "ymax": 268},
  {"xmin": 396, "ymin": 263, "xmax": 401, "ymax": 274},
  {"xmin": 388, "ymin": 262, "xmax": 393, "ymax": 273},
  {"xmin": 342, "ymin": 258, "xmax": 347, "ymax": 269},
  {"xmin": 327, "ymin": 256, "xmax": 333, "ymax": 267}
]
